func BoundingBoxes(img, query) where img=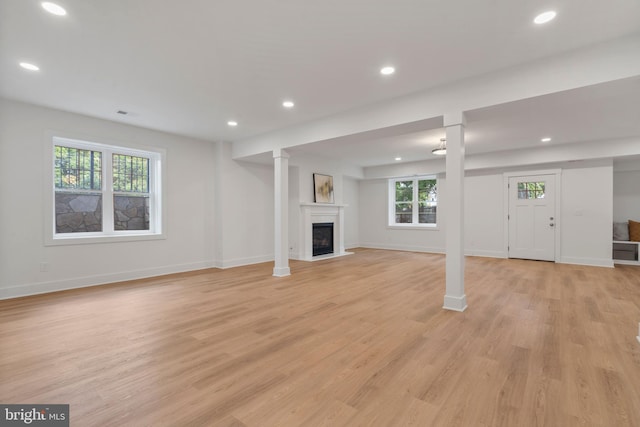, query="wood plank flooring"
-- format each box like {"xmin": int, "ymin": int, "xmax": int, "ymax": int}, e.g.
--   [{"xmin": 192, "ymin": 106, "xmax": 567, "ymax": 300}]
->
[{"xmin": 1, "ymin": 248, "xmax": 640, "ymax": 426}]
